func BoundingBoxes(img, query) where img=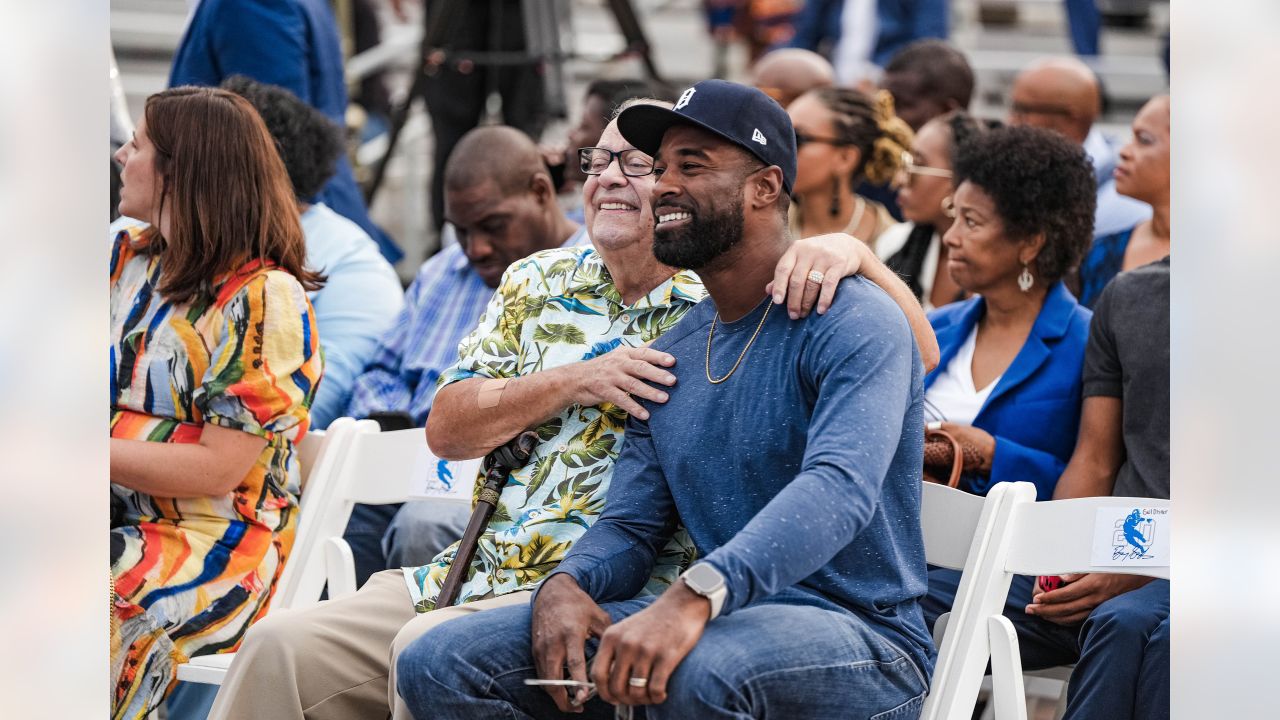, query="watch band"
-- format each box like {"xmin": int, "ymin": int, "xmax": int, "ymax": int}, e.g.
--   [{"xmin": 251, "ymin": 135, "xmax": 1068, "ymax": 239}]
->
[{"xmin": 681, "ymin": 564, "xmax": 727, "ymax": 620}]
